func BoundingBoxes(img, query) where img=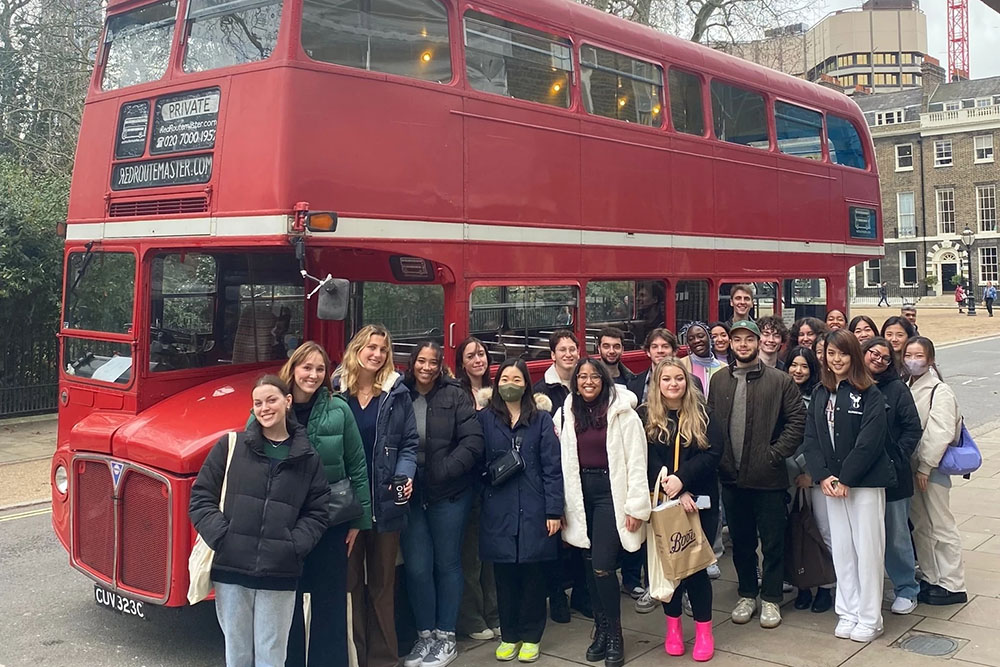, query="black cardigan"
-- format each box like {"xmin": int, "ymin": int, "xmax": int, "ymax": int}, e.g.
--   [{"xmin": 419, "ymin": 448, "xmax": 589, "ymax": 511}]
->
[
  {"xmin": 801, "ymin": 381, "xmax": 895, "ymax": 489},
  {"xmin": 638, "ymin": 406, "xmax": 722, "ymax": 502}
]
